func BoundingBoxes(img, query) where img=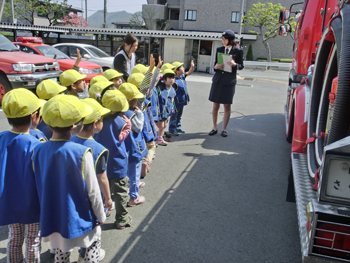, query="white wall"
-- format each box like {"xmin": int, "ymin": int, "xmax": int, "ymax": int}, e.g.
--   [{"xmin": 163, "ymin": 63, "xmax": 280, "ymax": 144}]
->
[{"xmin": 163, "ymin": 38, "xmax": 186, "ymax": 63}]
